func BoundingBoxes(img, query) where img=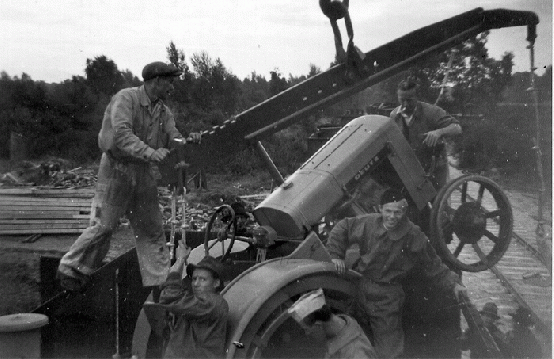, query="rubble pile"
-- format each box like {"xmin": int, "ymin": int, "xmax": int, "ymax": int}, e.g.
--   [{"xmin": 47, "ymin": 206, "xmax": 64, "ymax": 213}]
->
[{"xmin": 0, "ymin": 159, "xmax": 97, "ymax": 189}]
